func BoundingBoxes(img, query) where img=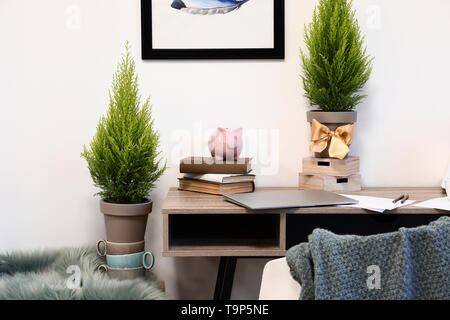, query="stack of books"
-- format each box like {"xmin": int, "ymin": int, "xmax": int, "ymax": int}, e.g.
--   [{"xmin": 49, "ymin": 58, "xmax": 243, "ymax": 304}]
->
[
  {"xmin": 178, "ymin": 157, "xmax": 255, "ymax": 195},
  {"xmin": 298, "ymin": 156, "xmax": 361, "ymax": 192}
]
